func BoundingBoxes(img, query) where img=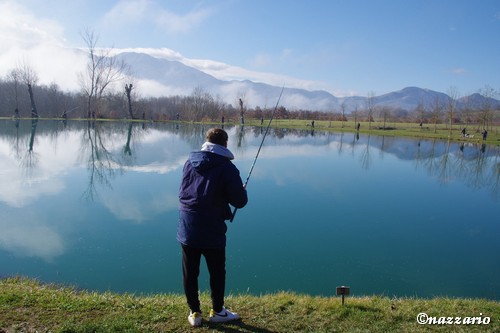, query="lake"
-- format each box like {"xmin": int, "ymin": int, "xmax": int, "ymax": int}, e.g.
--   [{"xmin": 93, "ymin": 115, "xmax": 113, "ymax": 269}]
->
[{"xmin": 0, "ymin": 119, "xmax": 499, "ymax": 300}]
